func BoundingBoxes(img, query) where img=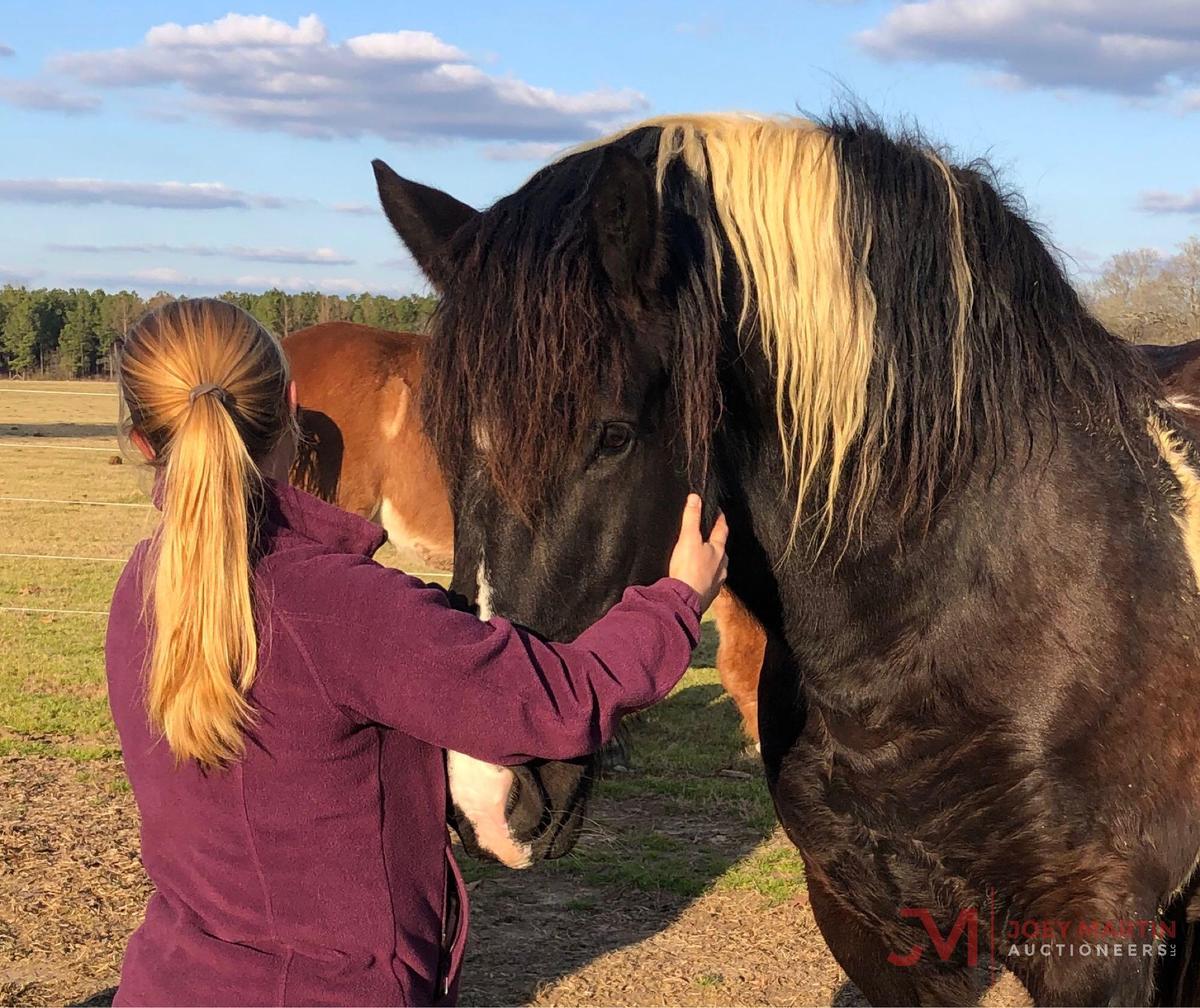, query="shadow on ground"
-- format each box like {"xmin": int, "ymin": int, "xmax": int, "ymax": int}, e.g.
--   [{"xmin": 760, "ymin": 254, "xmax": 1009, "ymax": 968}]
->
[
  {"xmin": 2, "ymin": 423, "xmax": 118, "ymax": 440},
  {"xmin": 455, "ymin": 680, "xmax": 792, "ymax": 1005}
]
